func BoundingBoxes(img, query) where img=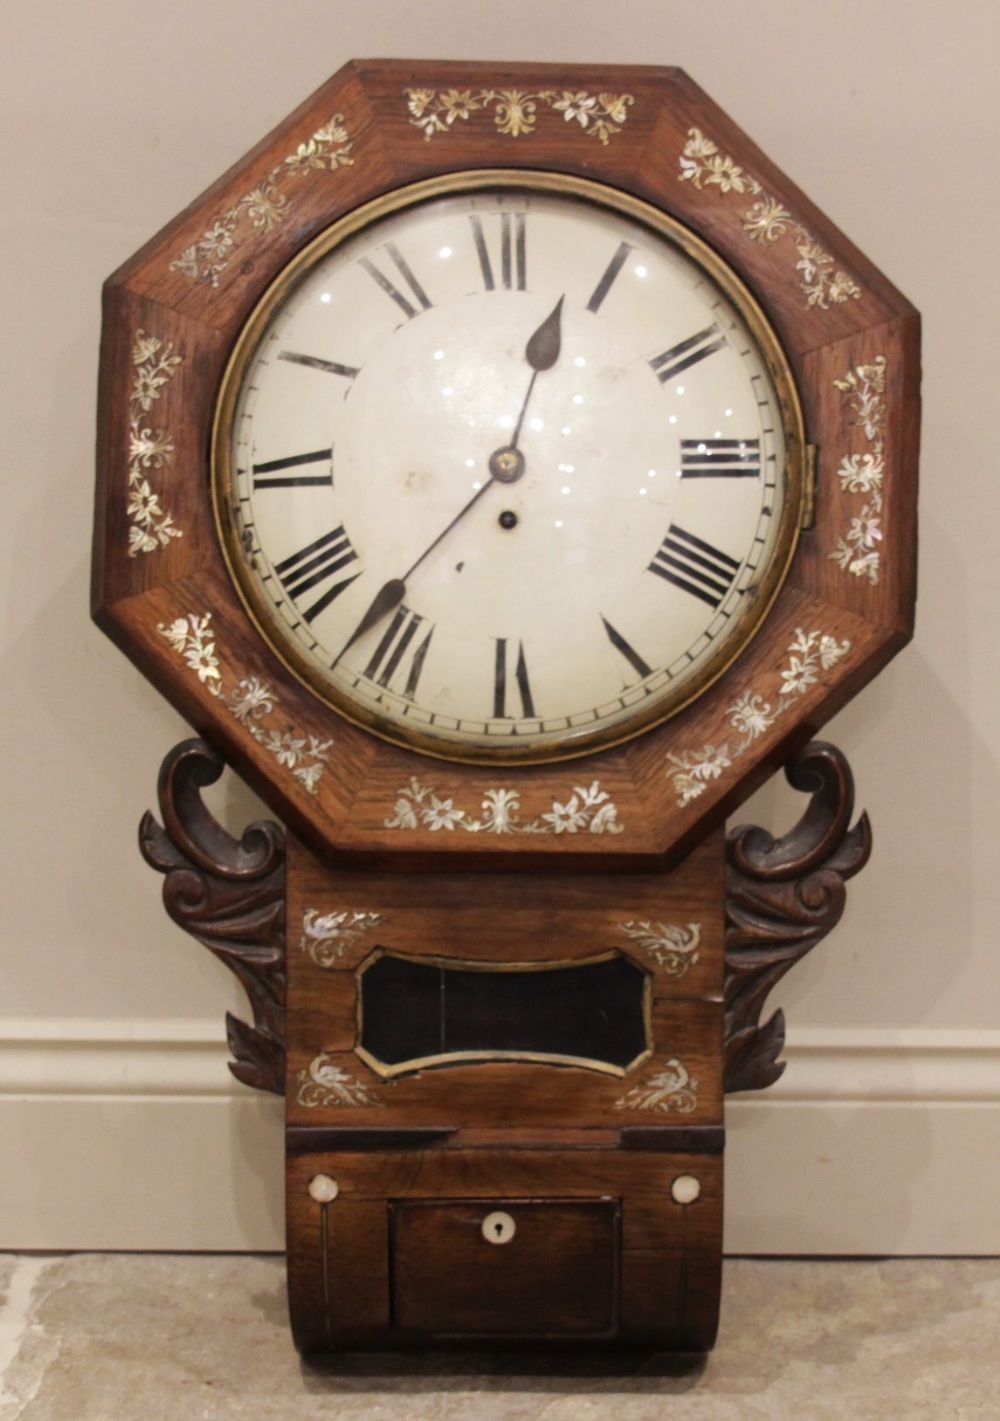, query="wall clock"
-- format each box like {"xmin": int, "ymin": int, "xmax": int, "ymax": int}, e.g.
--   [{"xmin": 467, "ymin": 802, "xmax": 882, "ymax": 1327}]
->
[{"xmin": 93, "ymin": 60, "xmax": 919, "ymax": 1353}]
